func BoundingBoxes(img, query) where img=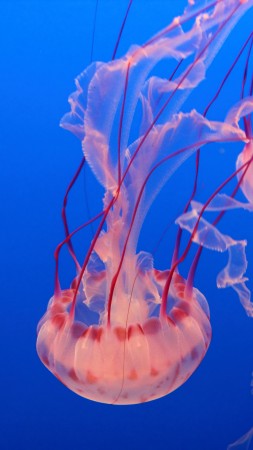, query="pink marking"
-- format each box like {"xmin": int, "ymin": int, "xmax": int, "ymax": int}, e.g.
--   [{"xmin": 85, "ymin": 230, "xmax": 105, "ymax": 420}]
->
[
  {"xmin": 128, "ymin": 369, "xmax": 138, "ymax": 380},
  {"xmin": 143, "ymin": 318, "xmax": 161, "ymax": 335},
  {"xmin": 89, "ymin": 327, "xmax": 103, "ymax": 342},
  {"xmin": 114, "ymin": 327, "xmax": 127, "ymax": 341},
  {"xmin": 127, "ymin": 324, "xmax": 144, "ymax": 340},
  {"xmin": 50, "ymin": 303, "xmax": 64, "ymax": 315},
  {"xmin": 150, "ymin": 367, "xmax": 159, "ymax": 377},
  {"xmin": 191, "ymin": 346, "xmax": 200, "ymax": 360},
  {"xmin": 61, "ymin": 293, "xmax": 73, "ymax": 304},
  {"xmin": 68, "ymin": 368, "xmax": 79, "ymax": 382},
  {"xmin": 177, "ymin": 301, "xmax": 191, "ymax": 315},
  {"xmin": 86, "ymin": 371, "xmax": 98, "ymax": 384},
  {"xmin": 171, "ymin": 307, "xmax": 188, "ymax": 323},
  {"xmin": 71, "ymin": 322, "xmax": 87, "ymax": 339},
  {"xmin": 153, "ymin": 269, "xmax": 170, "ymax": 280},
  {"xmin": 41, "ymin": 354, "xmax": 50, "ymax": 367},
  {"xmin": 51, "ymin": 313, "xmax": 66, "ymax": 329}
]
